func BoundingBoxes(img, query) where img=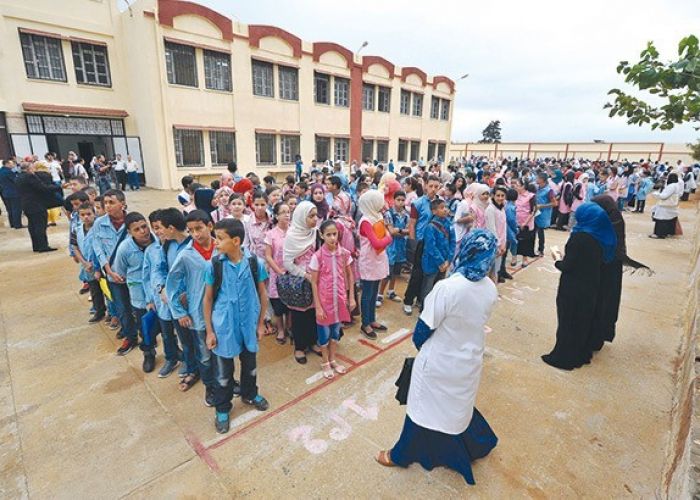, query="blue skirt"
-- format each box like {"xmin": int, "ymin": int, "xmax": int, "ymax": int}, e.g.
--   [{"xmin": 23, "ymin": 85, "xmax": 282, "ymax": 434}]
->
[{"xmin": 389, "ymin": 407, "xmax": 497, "ymax": 485}]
